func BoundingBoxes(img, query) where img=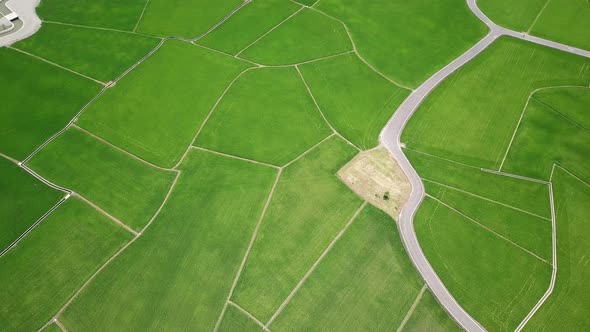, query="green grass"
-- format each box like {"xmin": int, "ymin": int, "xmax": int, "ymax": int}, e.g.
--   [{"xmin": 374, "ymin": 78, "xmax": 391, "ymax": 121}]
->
[
  {"xmin": 271, "ymin": 205, "xmax": 425, "ymax": 331},
  {"xmin": 198, "ymin": 0, "xmax": 300, "ymax": 55},
  {"xmin": 61, "ymin": 150, "xmax": 277, "ymax": 331},
  {"xmin": 426, "ymin": 181, "xmax": 552, "ymax": 261},
  {"xmin": 14, "ymin": 22, "xmax": 160, "ymax": 82},
  {"xmin": 36, "ymin": 0, "xmax": 147, "ymax": 31},
  {"xmin": 415, "ymin": 197, "xmax": 552, "ymax": 331},
  {"xmin": 0, "ymin": 47, "xmax": 101, "ymax": 160},
  {"xmin": 0, "ymin": 198, "xmax": 131, "ymax": 331},
  {"xmin": 196, "ymin": 67, "xmax": 332, "ymax": 165},
  {"xmin": 534, "ymin": 87, "xmax": 590, "ymax": 130},
  {"xmin": 219, "ymin": 306, "xmax": 261, "ymax": 332},
  {"xmin": 232, "ymin": 137, "xmax": 362, "ymax": 322},
  {"xmin": 77, "ymin": 40, "xmax": 252, "ymax": 167},
  {"xmin": 299, "ymin": 52, "xmax": 411, "ymax": 149},
  {"xmin": 43, "ymin": 323, "xmax": 62, "ymax": 332},
  {"xmin": 315, "ymin": 0, "xmax": 488, "ymax": 88},
  {"xmin": 27, "ymin": 128, "xmax": 176, "ymax": 231},
  {"xmin": 404, "ymin": 149, "xmax": 551, "ymax": 218},
  {"xmin": 401, "ymin": 37, "xmax": 590, "ymax": 168},
  {"xmin": 0, "ymin": 158, "xmax": 62, "ymax": 251},
  {"xmin": 525, "ymin": 168, "xmax": 590, "ymax": 331},
  {"xmin": 478, "ymin": 0, "xmax": 546, "ymax": 32},
  {"xmin": 503, "ymin": 89, "xmax": 590, "ymax": 182},
  {"xmin": 403, "ymin": 290, "xmax": 460, "ymax": 332},
  {"xmin": 136, "ymin": 0, "xmax": 243, "ymax": 38},
  {"xmin": 239, "ymin": 9, "xmax": 352, "ymax": 65}
]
